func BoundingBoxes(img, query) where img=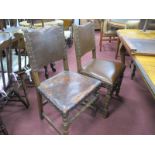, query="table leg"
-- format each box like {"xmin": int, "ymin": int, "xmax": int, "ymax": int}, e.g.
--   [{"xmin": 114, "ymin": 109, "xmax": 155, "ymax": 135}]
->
[
  {"xmin": 115, "ymin": 38, "xmax": 120, "ymax": 59},
  {"xmin": 120, "ymin": 45, "xmax": 126, "ymax": 64}
]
